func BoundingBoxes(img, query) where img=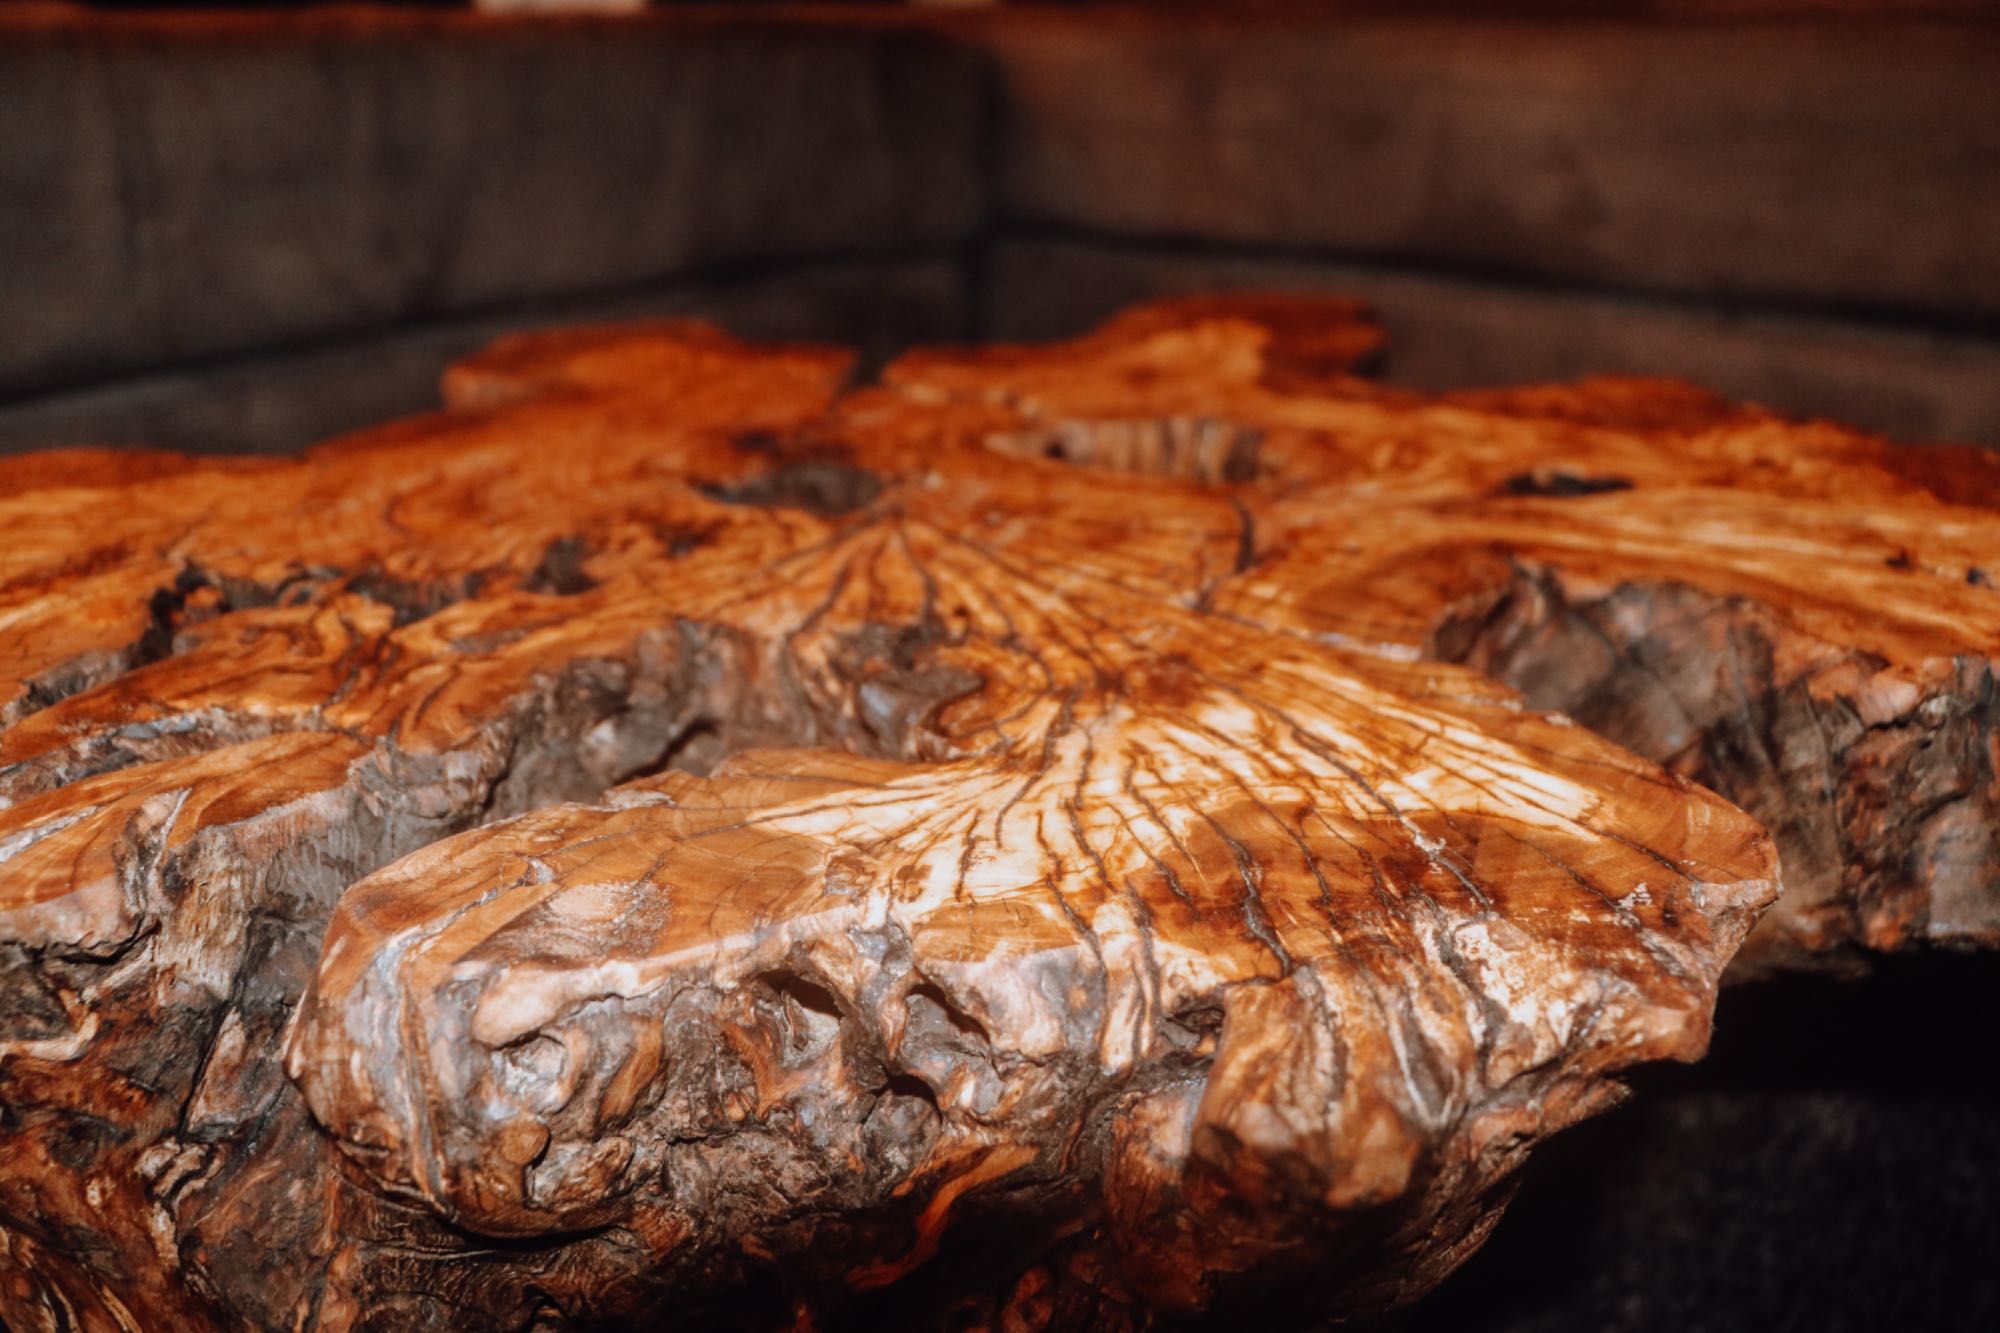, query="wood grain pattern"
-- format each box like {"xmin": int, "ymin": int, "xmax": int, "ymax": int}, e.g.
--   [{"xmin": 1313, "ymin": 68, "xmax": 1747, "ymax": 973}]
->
[{"xmin": 2, "ymin": 297, "xmax": 1994, "ymax": 1328}]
